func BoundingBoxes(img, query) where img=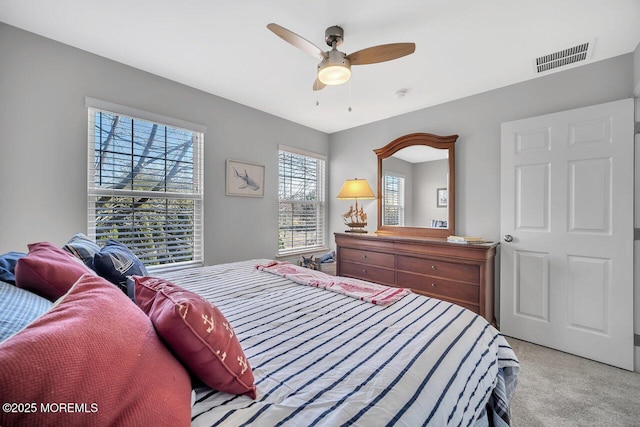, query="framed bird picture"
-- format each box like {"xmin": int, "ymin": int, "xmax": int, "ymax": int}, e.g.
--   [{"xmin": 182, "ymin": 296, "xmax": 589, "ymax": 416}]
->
[{"xmin": 226, "ymin": 159, "xmax": 265, "ymax": 197}]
